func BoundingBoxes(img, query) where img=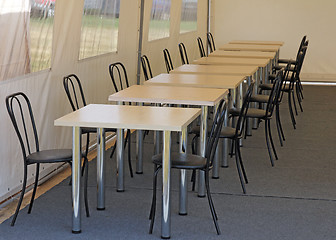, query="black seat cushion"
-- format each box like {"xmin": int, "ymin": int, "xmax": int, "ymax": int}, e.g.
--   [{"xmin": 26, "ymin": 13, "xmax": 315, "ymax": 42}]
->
[
  {"xmin": 27, "ymin": 149, "xmax": 72, "ymax": 164},
  {"xmin": 152, "ymin": 152, "xmax": 206, "ymax": 169},
  {"xmin": 230, "ymin": 107, "xmax": 267, "ymax": 119},
  {"xmin": 82, "ymin": 127, "xmax": 116, "ymax": 134},
  {"xmin": 250, "ymin": 94, "xmax": 269, "ymax": 103},
  {"xmin": 190, "ymin": 125, "xmax": 237, "ymax": 139},
  {"xmin": 259, "ymin": 83, "xmax": 273, "ymax": 91}
]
